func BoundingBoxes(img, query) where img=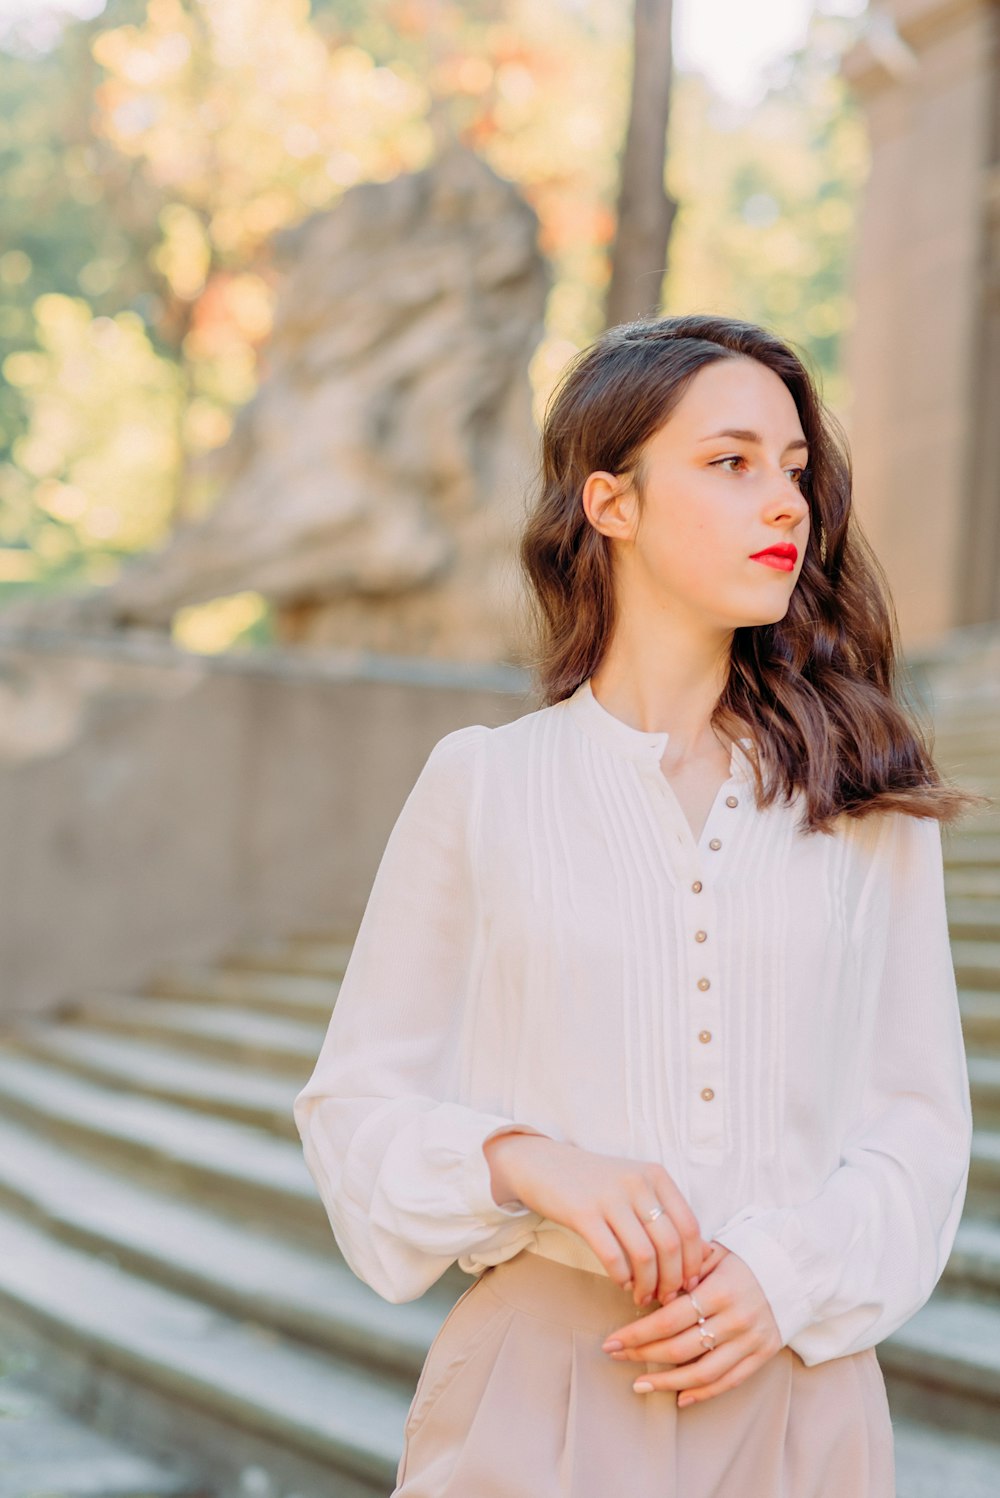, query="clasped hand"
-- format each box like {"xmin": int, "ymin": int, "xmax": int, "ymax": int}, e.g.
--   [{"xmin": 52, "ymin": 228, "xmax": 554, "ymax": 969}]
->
[
  {"xmin": 601, "ymin": 1238, "xmax": 783, "ymax": 1407},
  {"xmin": 482, "ymin": 1131, "xmax": 784, "ymax": 1410}
]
